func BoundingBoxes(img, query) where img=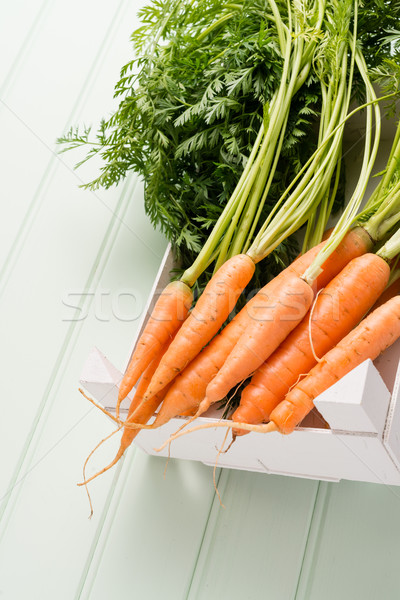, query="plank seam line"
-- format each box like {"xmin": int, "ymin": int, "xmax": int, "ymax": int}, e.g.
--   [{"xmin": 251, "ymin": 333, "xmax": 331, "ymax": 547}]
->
[
  {"xmin": 0, "ymin": 0, "xmax": 51, "ymax": 102},
  {"xmin": 0, "ymin": 167, "xmax": 136, "ymax": 542},
  {"xmin": 185, "ymin": 468, "xmax": 227, "ymax": 600},
  {"xmin": 293, "ymin": 481, "xmax": 330, "ymax": 600},
  {"xmin": 74, "ymin": 451, "xmax": 133, "ymax": 600},
  {"xmin": 0, "ymin": 0, "xmax": 160, "ymax": 302}
]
